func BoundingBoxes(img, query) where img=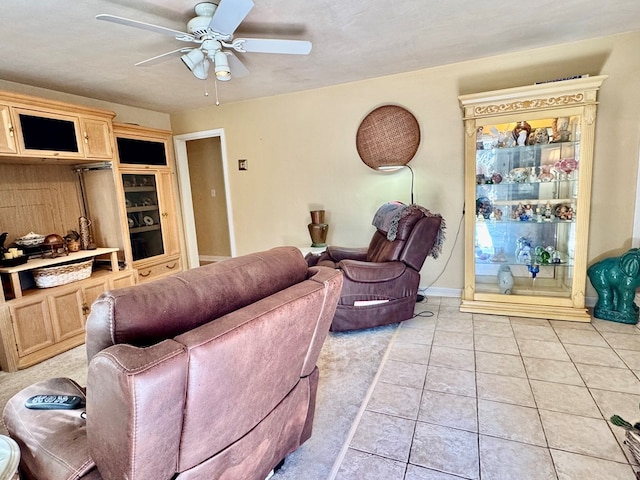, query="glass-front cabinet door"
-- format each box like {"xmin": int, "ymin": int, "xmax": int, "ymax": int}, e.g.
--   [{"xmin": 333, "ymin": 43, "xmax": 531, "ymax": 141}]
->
[
  {"xmin": 122, "ymin": 173, "xmax": 165, "ymax": 261},
  {"xmin": 459, "ymin": 76, "xmax": 606, "ymax": 322}
]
